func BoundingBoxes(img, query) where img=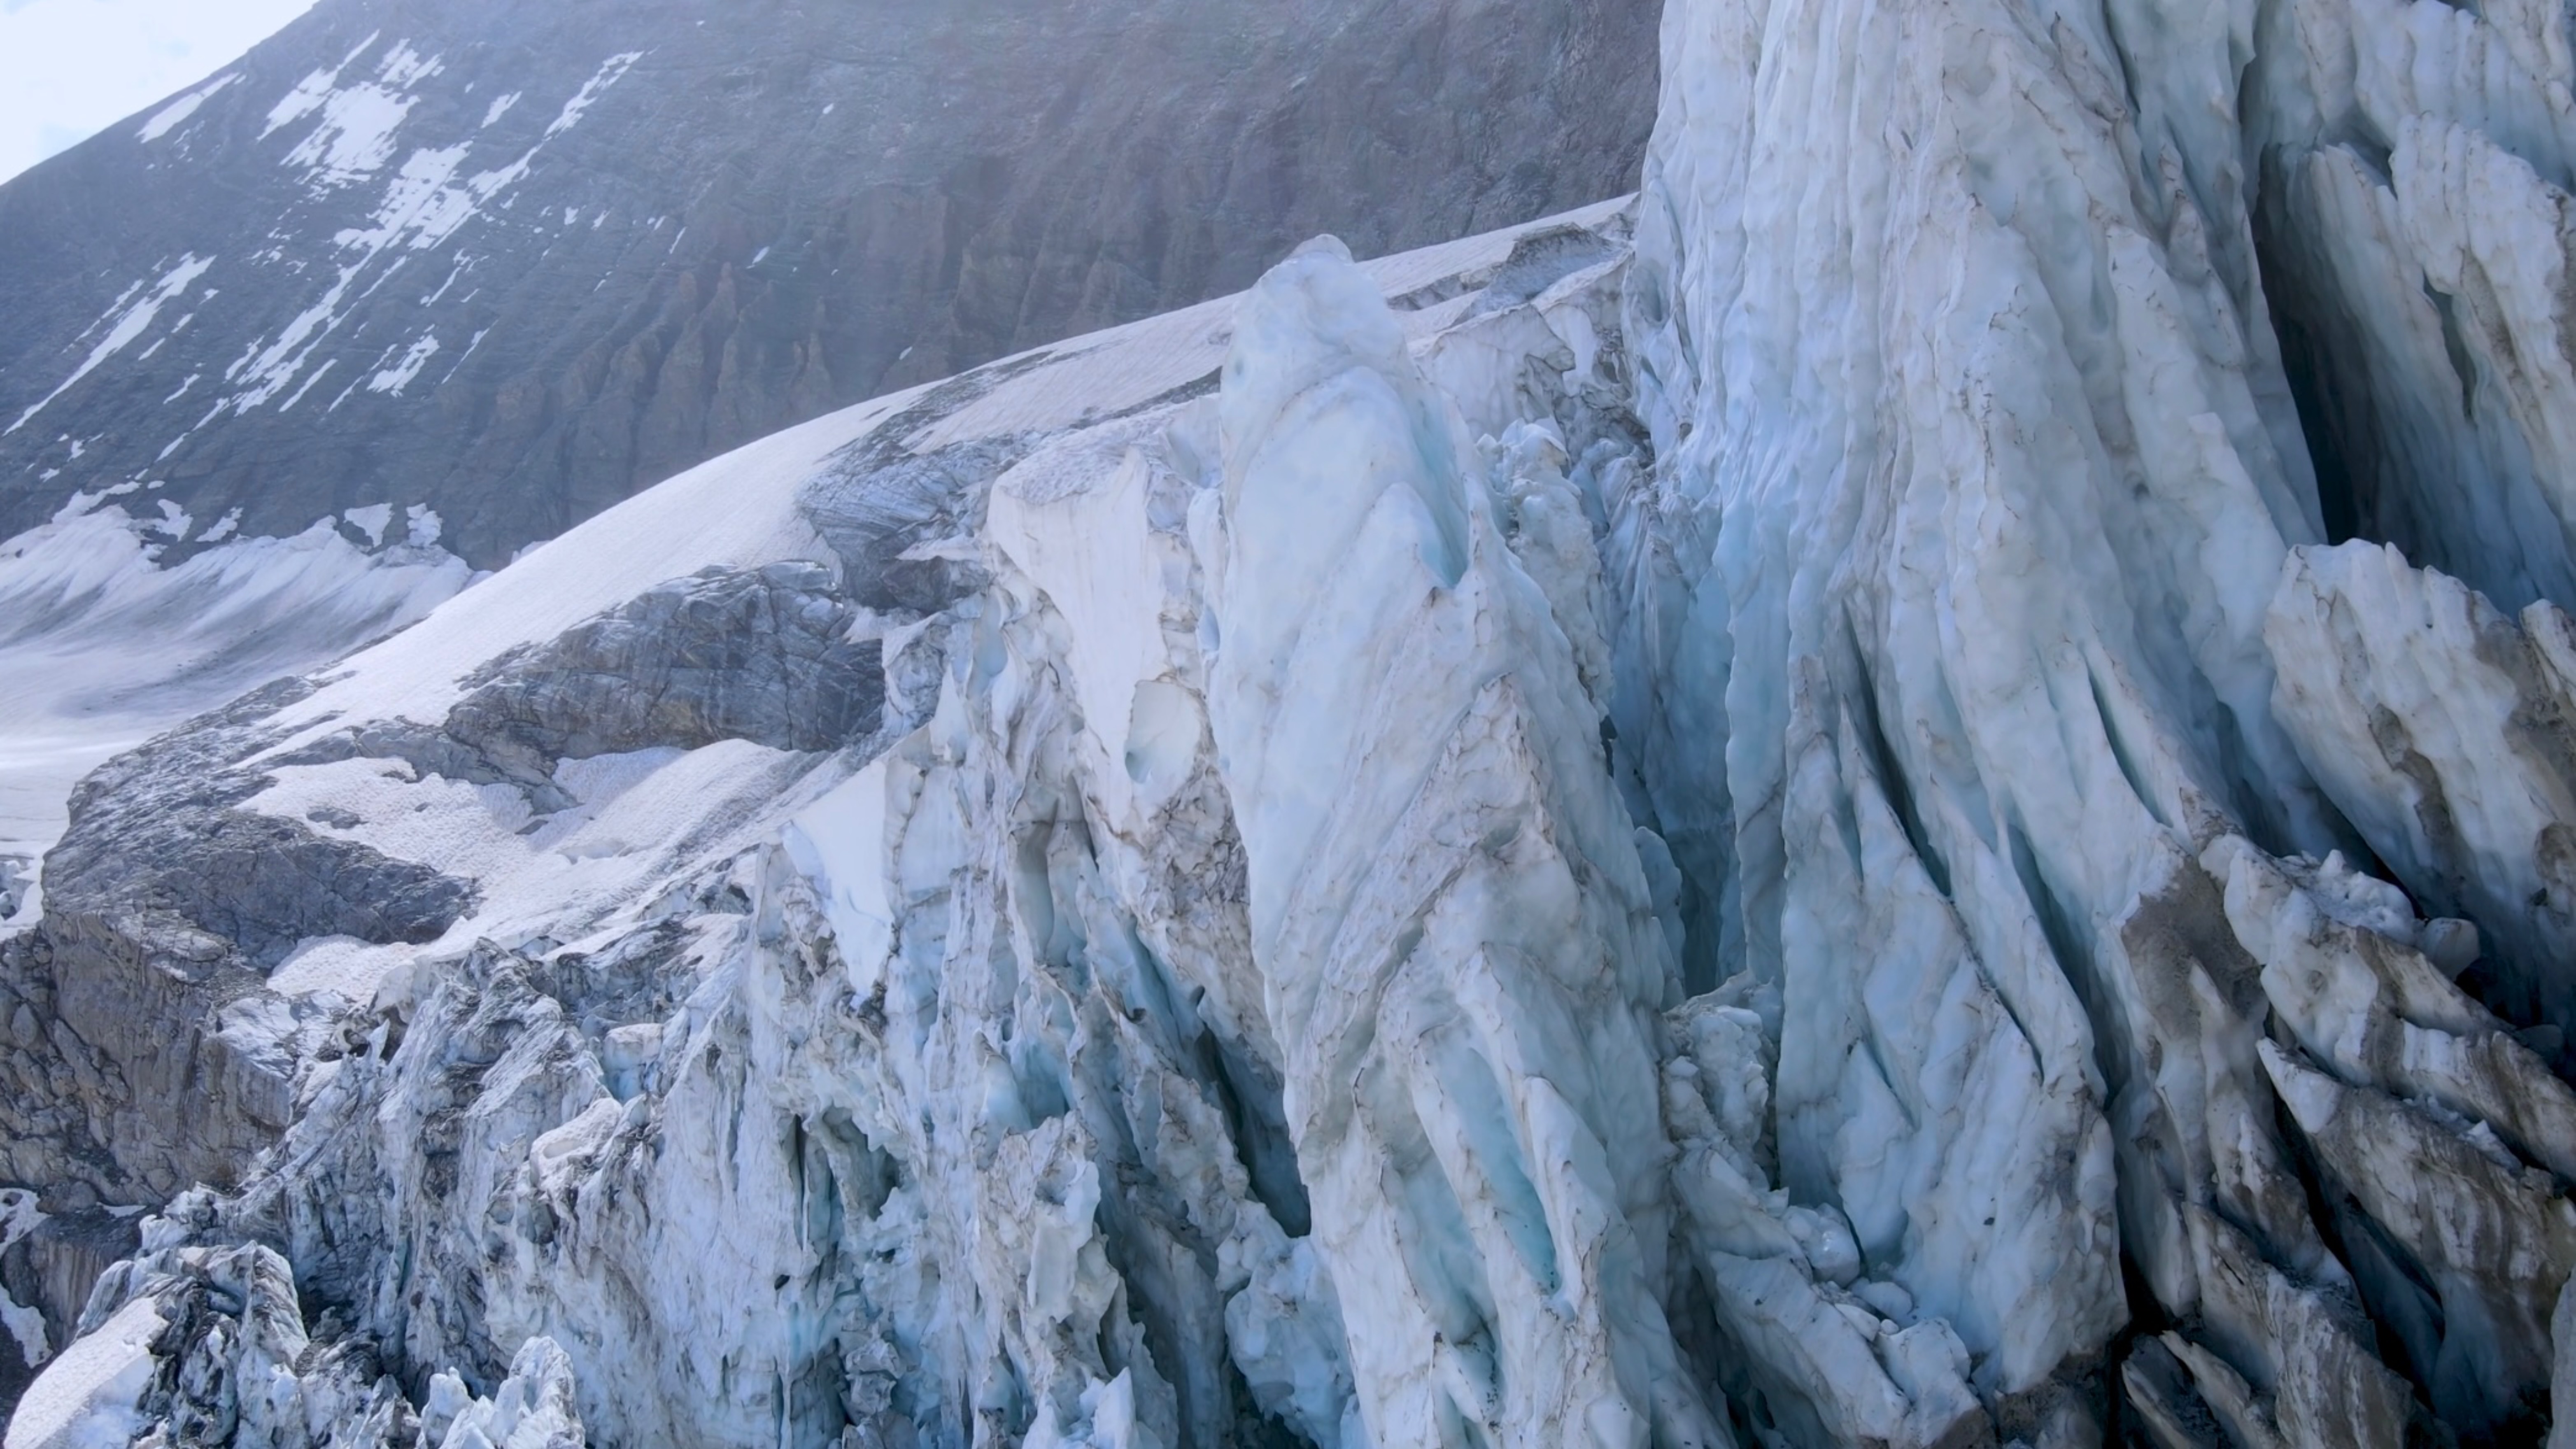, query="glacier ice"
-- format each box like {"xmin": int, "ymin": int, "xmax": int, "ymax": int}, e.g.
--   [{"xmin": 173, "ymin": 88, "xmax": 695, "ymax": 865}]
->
[
  {"xmin": 18, "ymin": 0, "xmax": 2576, "ymax": 1429},
  {"xmin": 1202, "ymin": 235, "xmax": 1721, "ymax": 1446}
]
